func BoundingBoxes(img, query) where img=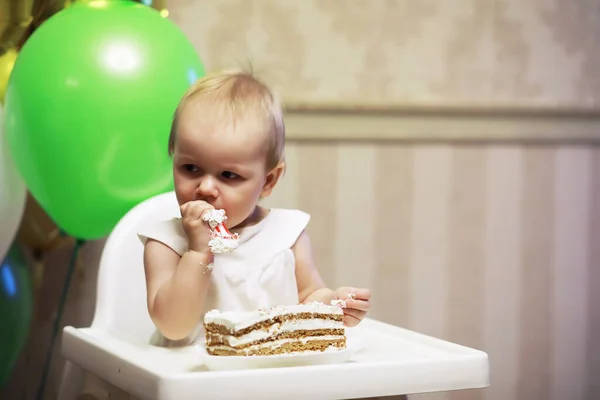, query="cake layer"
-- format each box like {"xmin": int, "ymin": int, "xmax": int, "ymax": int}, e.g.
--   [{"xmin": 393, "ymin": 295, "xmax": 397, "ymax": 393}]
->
[
  {"xmin": 206, "ymin": 318, "xmax": 344, "ymax": 347},
  {"xmin": 207, "ymin": 328, "xmax": 344, "ymax": 348},
  {"xmin": 204, "ymin": 302, "xmax": 344, "ymax": 333},
  {"xmin": 206, "ymin": 335, "xmax": 346, "ymax": 356},
  {"xmin": 205, "ymin": 313, "xmax": 344, "ymax": 337}
]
